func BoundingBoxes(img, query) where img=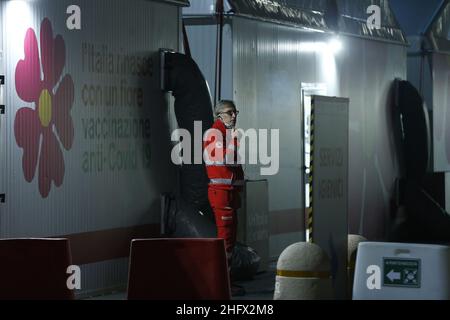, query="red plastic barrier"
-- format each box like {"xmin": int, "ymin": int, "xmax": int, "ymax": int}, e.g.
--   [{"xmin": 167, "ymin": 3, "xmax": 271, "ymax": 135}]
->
[
  {"xmin": 0, "ymin": 238, "xmax": 74, "ymax": 300},
  {"xmin": 127, "ymin": 238, "xmax": 231, "ymax": 300}
]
